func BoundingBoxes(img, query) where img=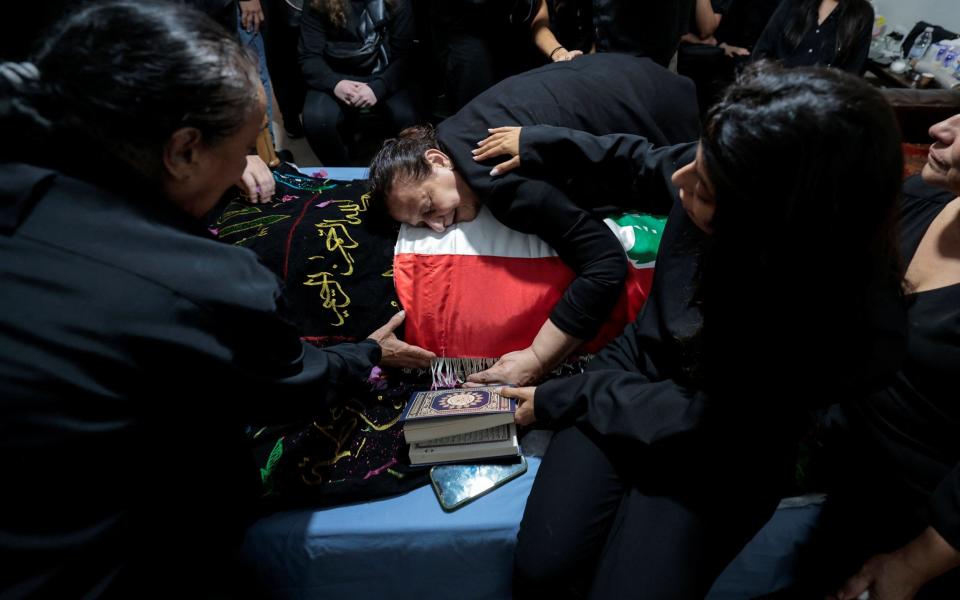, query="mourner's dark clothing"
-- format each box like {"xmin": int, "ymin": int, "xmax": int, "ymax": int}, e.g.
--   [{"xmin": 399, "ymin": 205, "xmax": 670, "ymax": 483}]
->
[
  {"xmin": 0, "ymin": 164, "xmax": 380, "ymax": 598},
  {"xmin": 793, "ymin": 176, "xmax": 960, "ymax": 596},
  {"xmin": 430, "ymin": 0, "xmax": 543, "ymax": 111},
  {"xmin": 550, "ymin": 0, "xmax": 696, "ymax": 66},
  {"xmin": 508, "ymin": 127, "xmax": 904, "ymax": 598},
  {"xmin": 438, "ymin": 53, "xmax": 699, "ymax": 340},
  {"xmin": 752, "ymin": 0, "xmax": 873, "ymax": 74},
  {"xmin": 299, "ymin": 0, "xmax": 422, "ymax": 163}
]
